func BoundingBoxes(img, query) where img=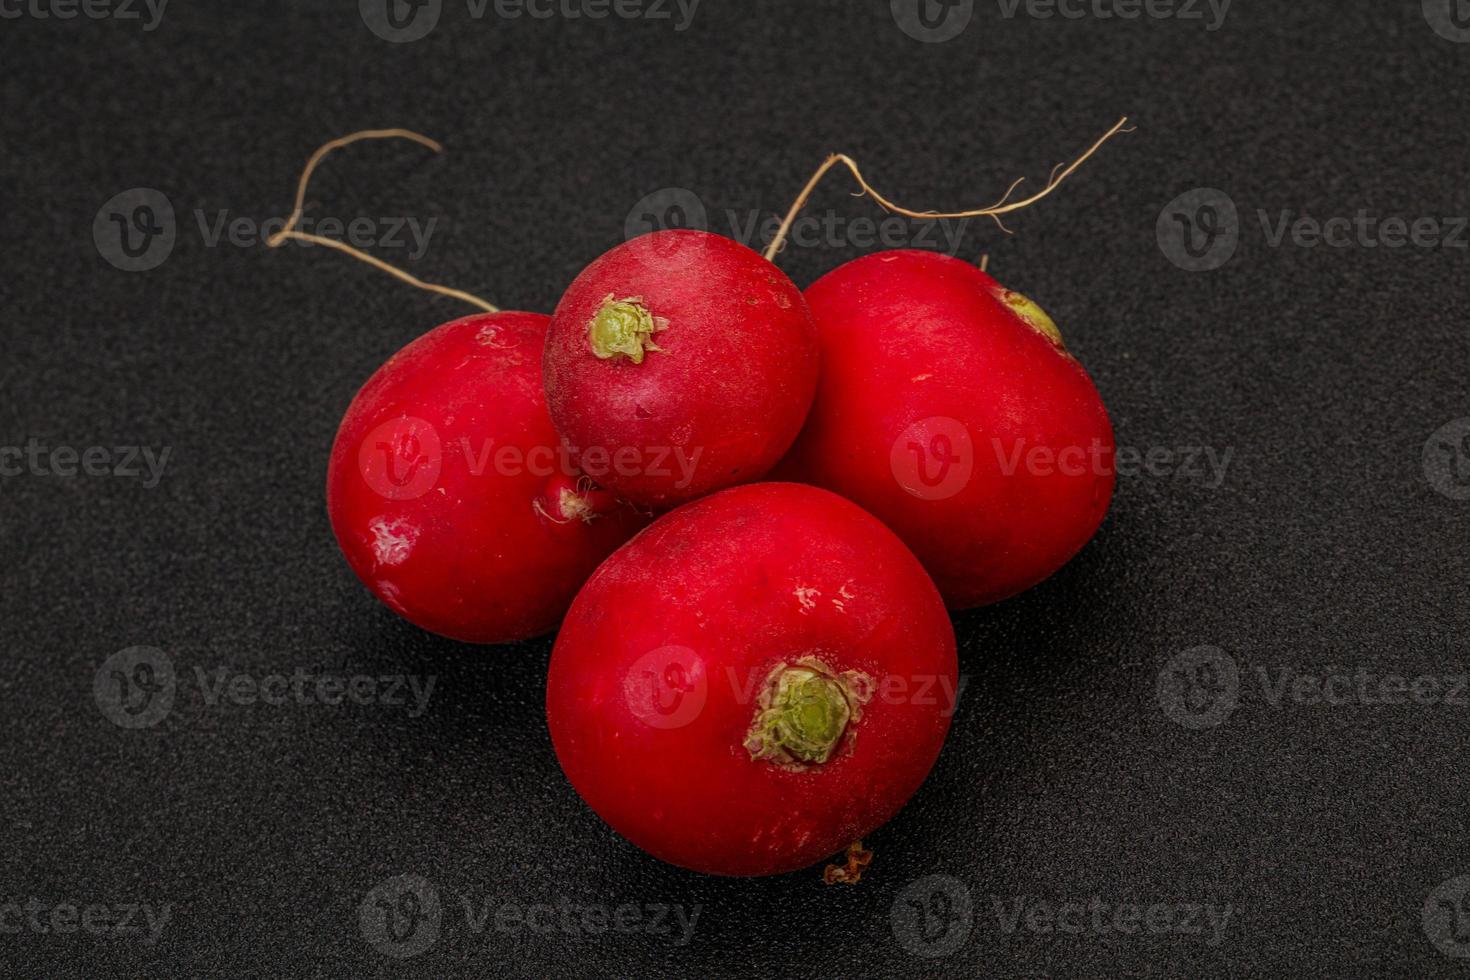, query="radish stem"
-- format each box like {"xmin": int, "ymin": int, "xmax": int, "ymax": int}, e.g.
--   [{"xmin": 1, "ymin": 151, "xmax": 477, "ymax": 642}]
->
[
  {"xmin": 762, "ymin": 116, "xmax": 1134, "ymax": 263},
  {"xmin": 267, "ymin": 128, "xmax": 499, "ymax": 313}
]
